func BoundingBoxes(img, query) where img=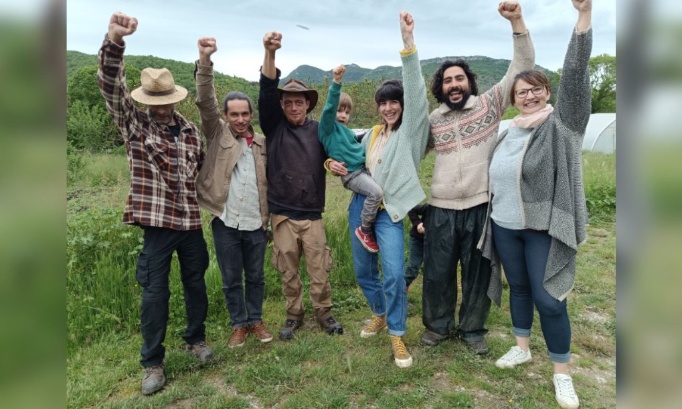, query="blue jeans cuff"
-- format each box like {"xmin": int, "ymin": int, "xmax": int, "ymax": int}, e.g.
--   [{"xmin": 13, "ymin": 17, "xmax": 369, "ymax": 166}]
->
[
  {"xmin": 388, "ymin": 329, "xmax": 406, "ymax": 337},
  {"xmin": 548, "ymin": 350, "xmax": 571, "ymax": 363},
  {"xmin": 512, "ymin": 326, "xmax": 532, "ymax": 338}
]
